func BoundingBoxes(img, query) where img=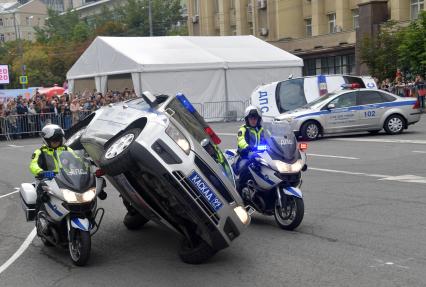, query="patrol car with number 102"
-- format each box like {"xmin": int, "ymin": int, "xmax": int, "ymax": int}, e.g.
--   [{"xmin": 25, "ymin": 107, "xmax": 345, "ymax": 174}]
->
[{"xmin": 275, "ymin": 86, "xmax": 422, "ymax": 140}]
